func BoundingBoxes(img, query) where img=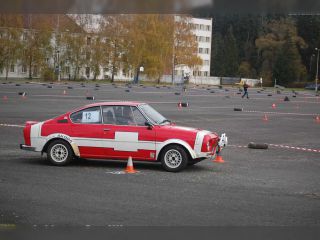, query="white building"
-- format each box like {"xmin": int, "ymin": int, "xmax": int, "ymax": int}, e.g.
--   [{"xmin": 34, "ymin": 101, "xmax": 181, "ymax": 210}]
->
[{"xmin": 174, "ymin": 17, "xmax": 212, "ymax": 79}]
